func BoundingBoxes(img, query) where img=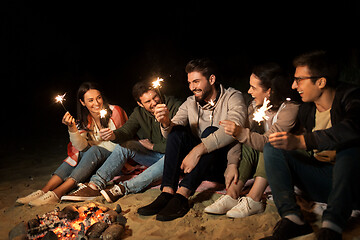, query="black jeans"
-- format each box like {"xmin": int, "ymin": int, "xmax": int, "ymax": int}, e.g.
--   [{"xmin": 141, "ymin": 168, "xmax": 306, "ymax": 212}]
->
[
  {"xmin": 161, "ymin": 125, "xmax": 228, "ymax": 195},
  {"xmin": 264, "ymin": 143, "xmax": 360, "ymax": 229}
]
